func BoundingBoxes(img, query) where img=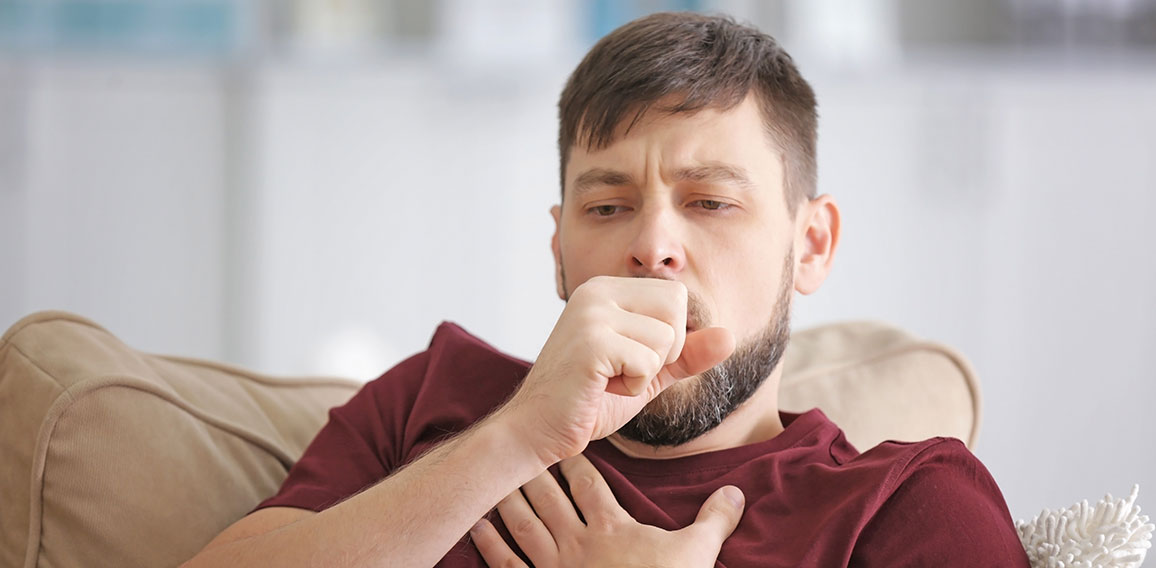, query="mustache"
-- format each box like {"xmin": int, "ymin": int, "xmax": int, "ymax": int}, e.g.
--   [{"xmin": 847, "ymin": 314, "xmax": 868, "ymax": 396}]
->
[{"xmin": 686, "ymin": 290, "xmax": 711, "ymax": 332}]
